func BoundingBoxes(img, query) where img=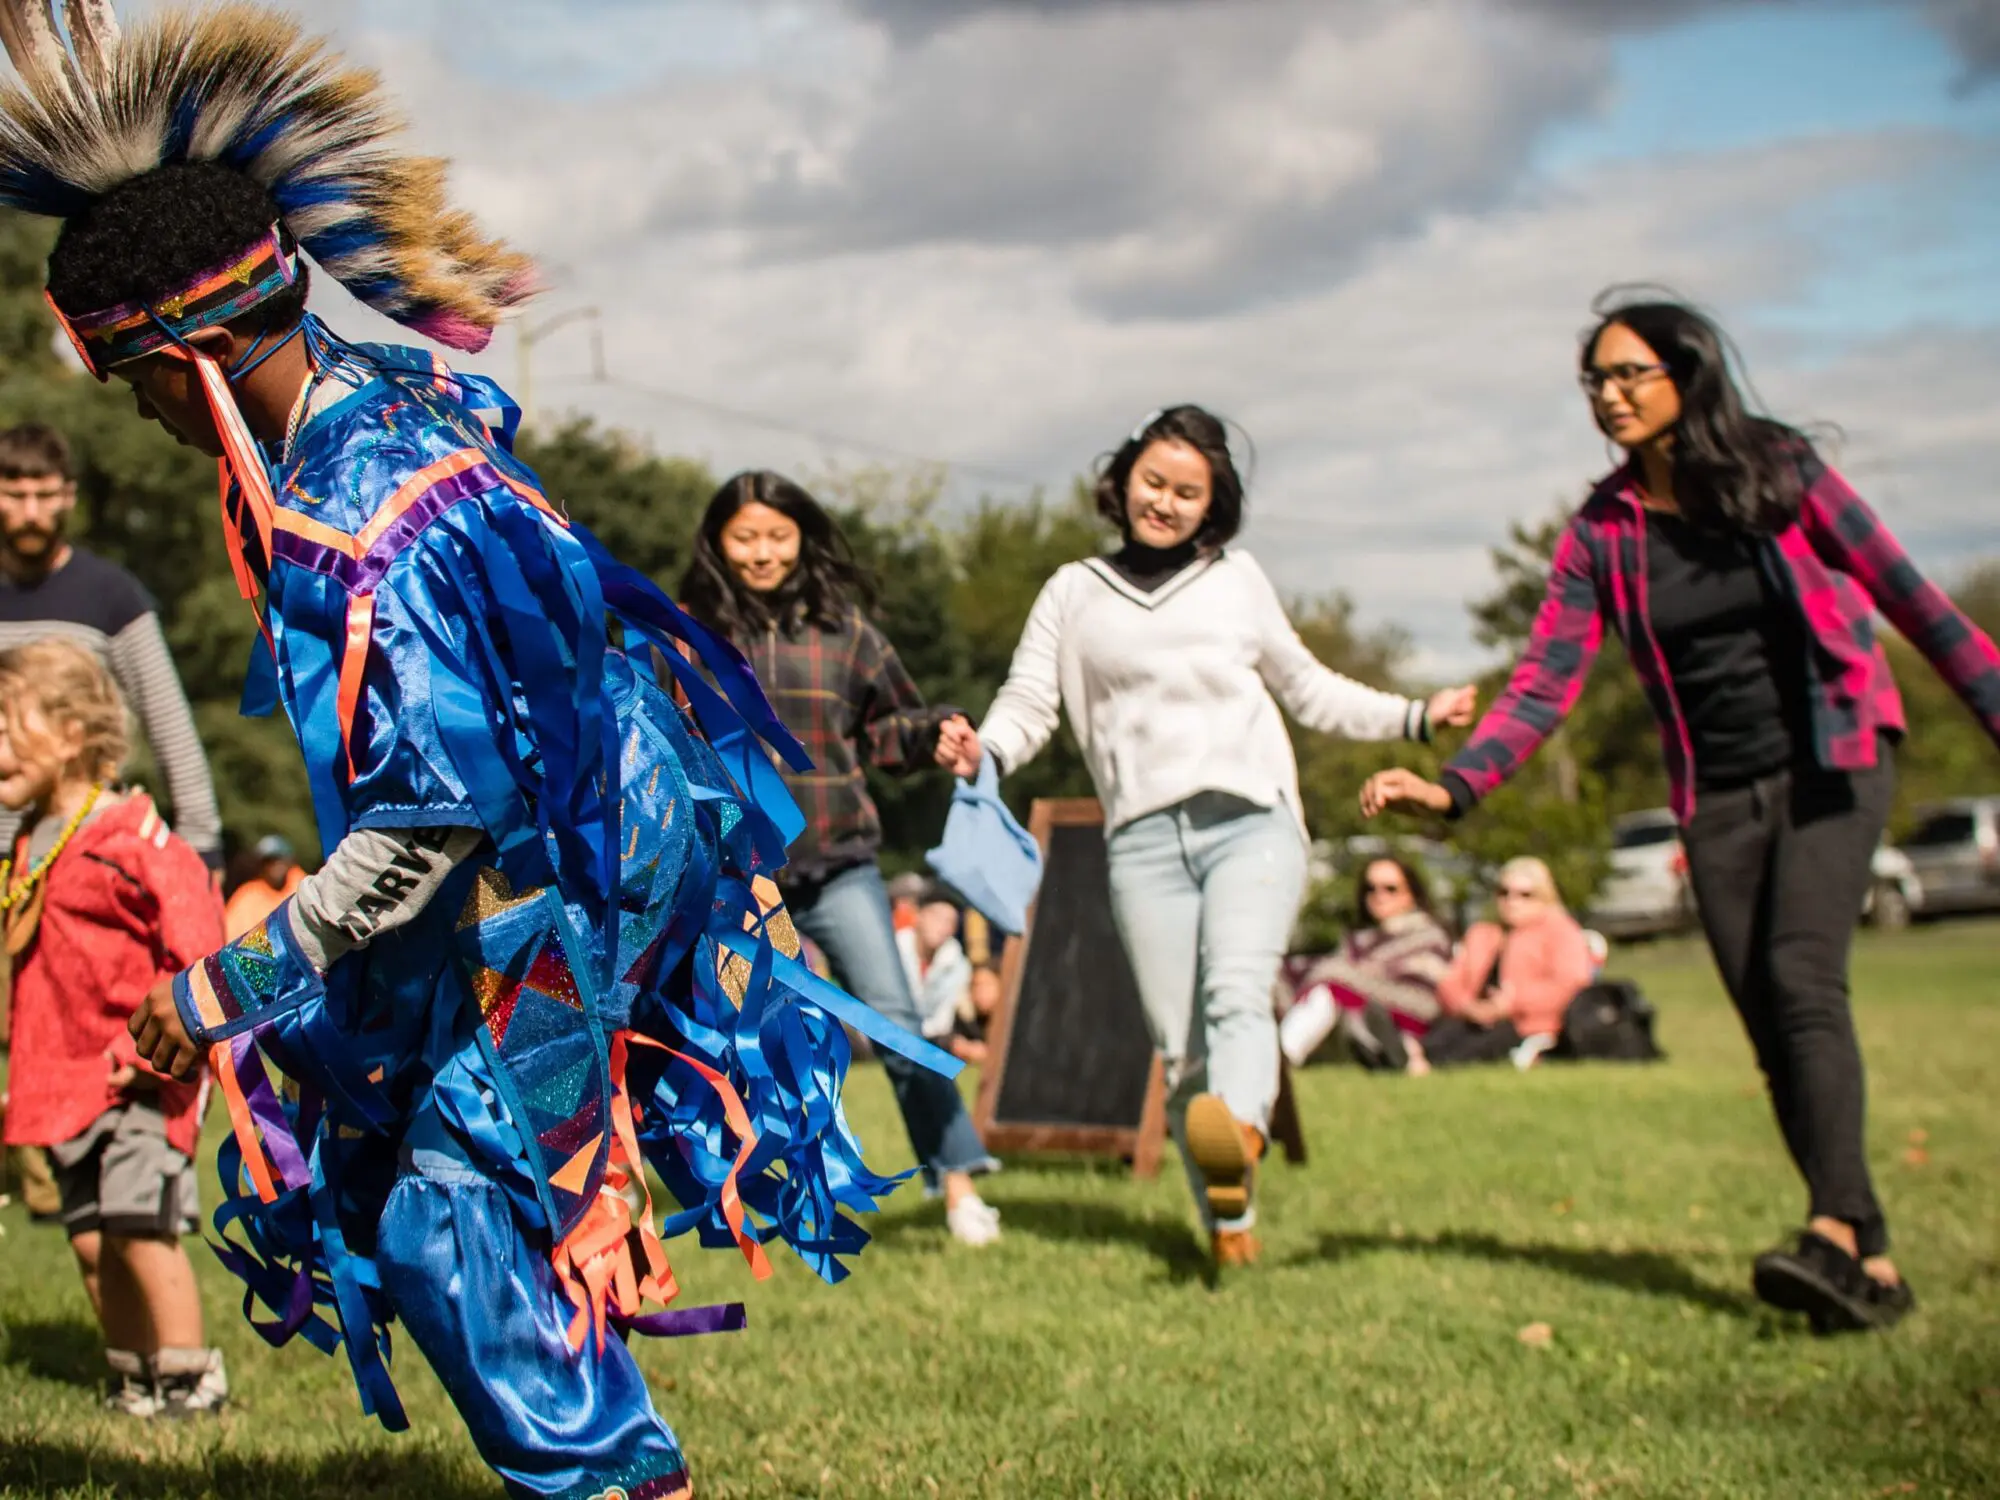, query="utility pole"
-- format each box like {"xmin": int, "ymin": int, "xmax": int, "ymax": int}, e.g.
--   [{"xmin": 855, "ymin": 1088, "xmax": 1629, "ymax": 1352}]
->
[{"xmin": 514, "ymin": 306, "xmax": 605, "ymax": 429}]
